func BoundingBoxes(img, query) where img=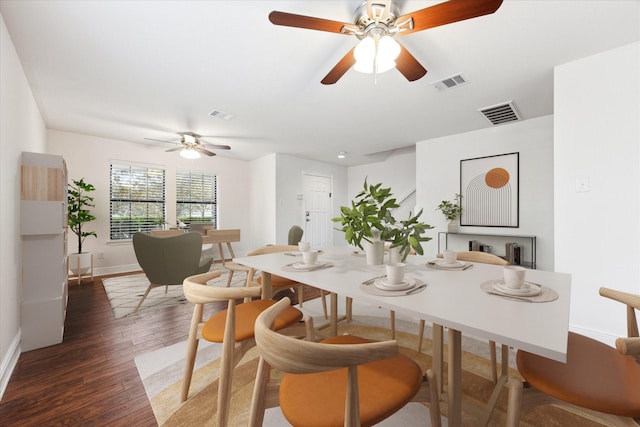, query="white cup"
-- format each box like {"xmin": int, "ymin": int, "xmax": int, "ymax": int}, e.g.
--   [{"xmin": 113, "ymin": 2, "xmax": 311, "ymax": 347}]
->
[
  {"xmin": 503, "ymin": 266, "xmax": 526, "ymax": 289},
  {"xmin": 298, "ymin": 241, "xmax": 310, "ymax": 252},
  {"xmin": 385, "ymin": 262, "xmax": 406, "ymax": 285},
  {"xmin": 443, "ymin": 250, "xmax": 457, "ymax": 265},
  {"xmin": 302, "ymin": 250, "xmax": 319, "ymax": 265}
]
